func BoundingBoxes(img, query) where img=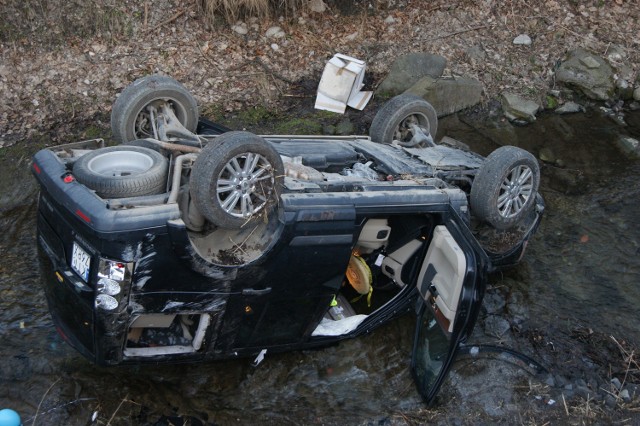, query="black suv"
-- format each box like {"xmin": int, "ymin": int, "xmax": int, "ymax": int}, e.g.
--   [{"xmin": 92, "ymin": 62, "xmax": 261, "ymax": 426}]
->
[{"xmin": 33, "ymin": 75, "xmax": 543, "ymax": 404}]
